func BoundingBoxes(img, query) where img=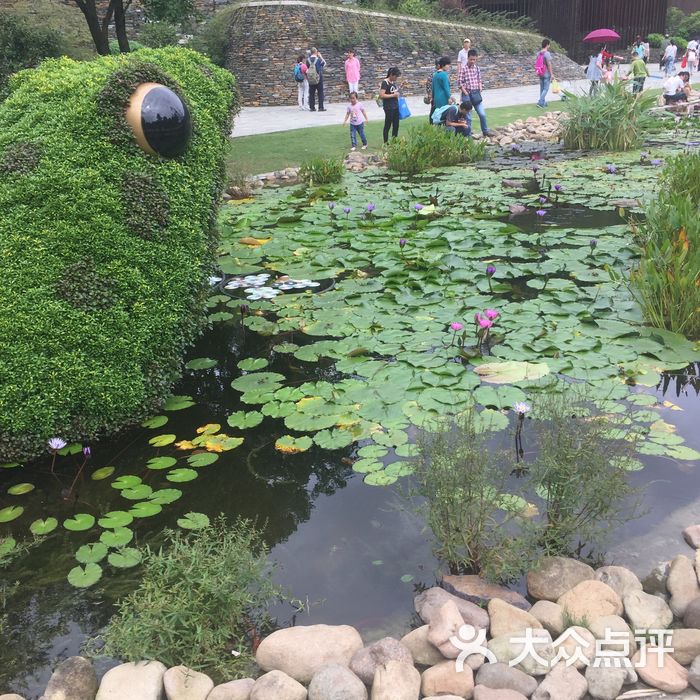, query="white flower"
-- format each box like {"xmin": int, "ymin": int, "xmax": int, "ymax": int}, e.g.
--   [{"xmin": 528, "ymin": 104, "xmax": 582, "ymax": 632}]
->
[
  {"xmin": 48, "ymin": 437, "xmax": 67, "ymax": 451},
  {"xmin": 513, "ymin": 402, "xmax": 531, "ymax": 415}
]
